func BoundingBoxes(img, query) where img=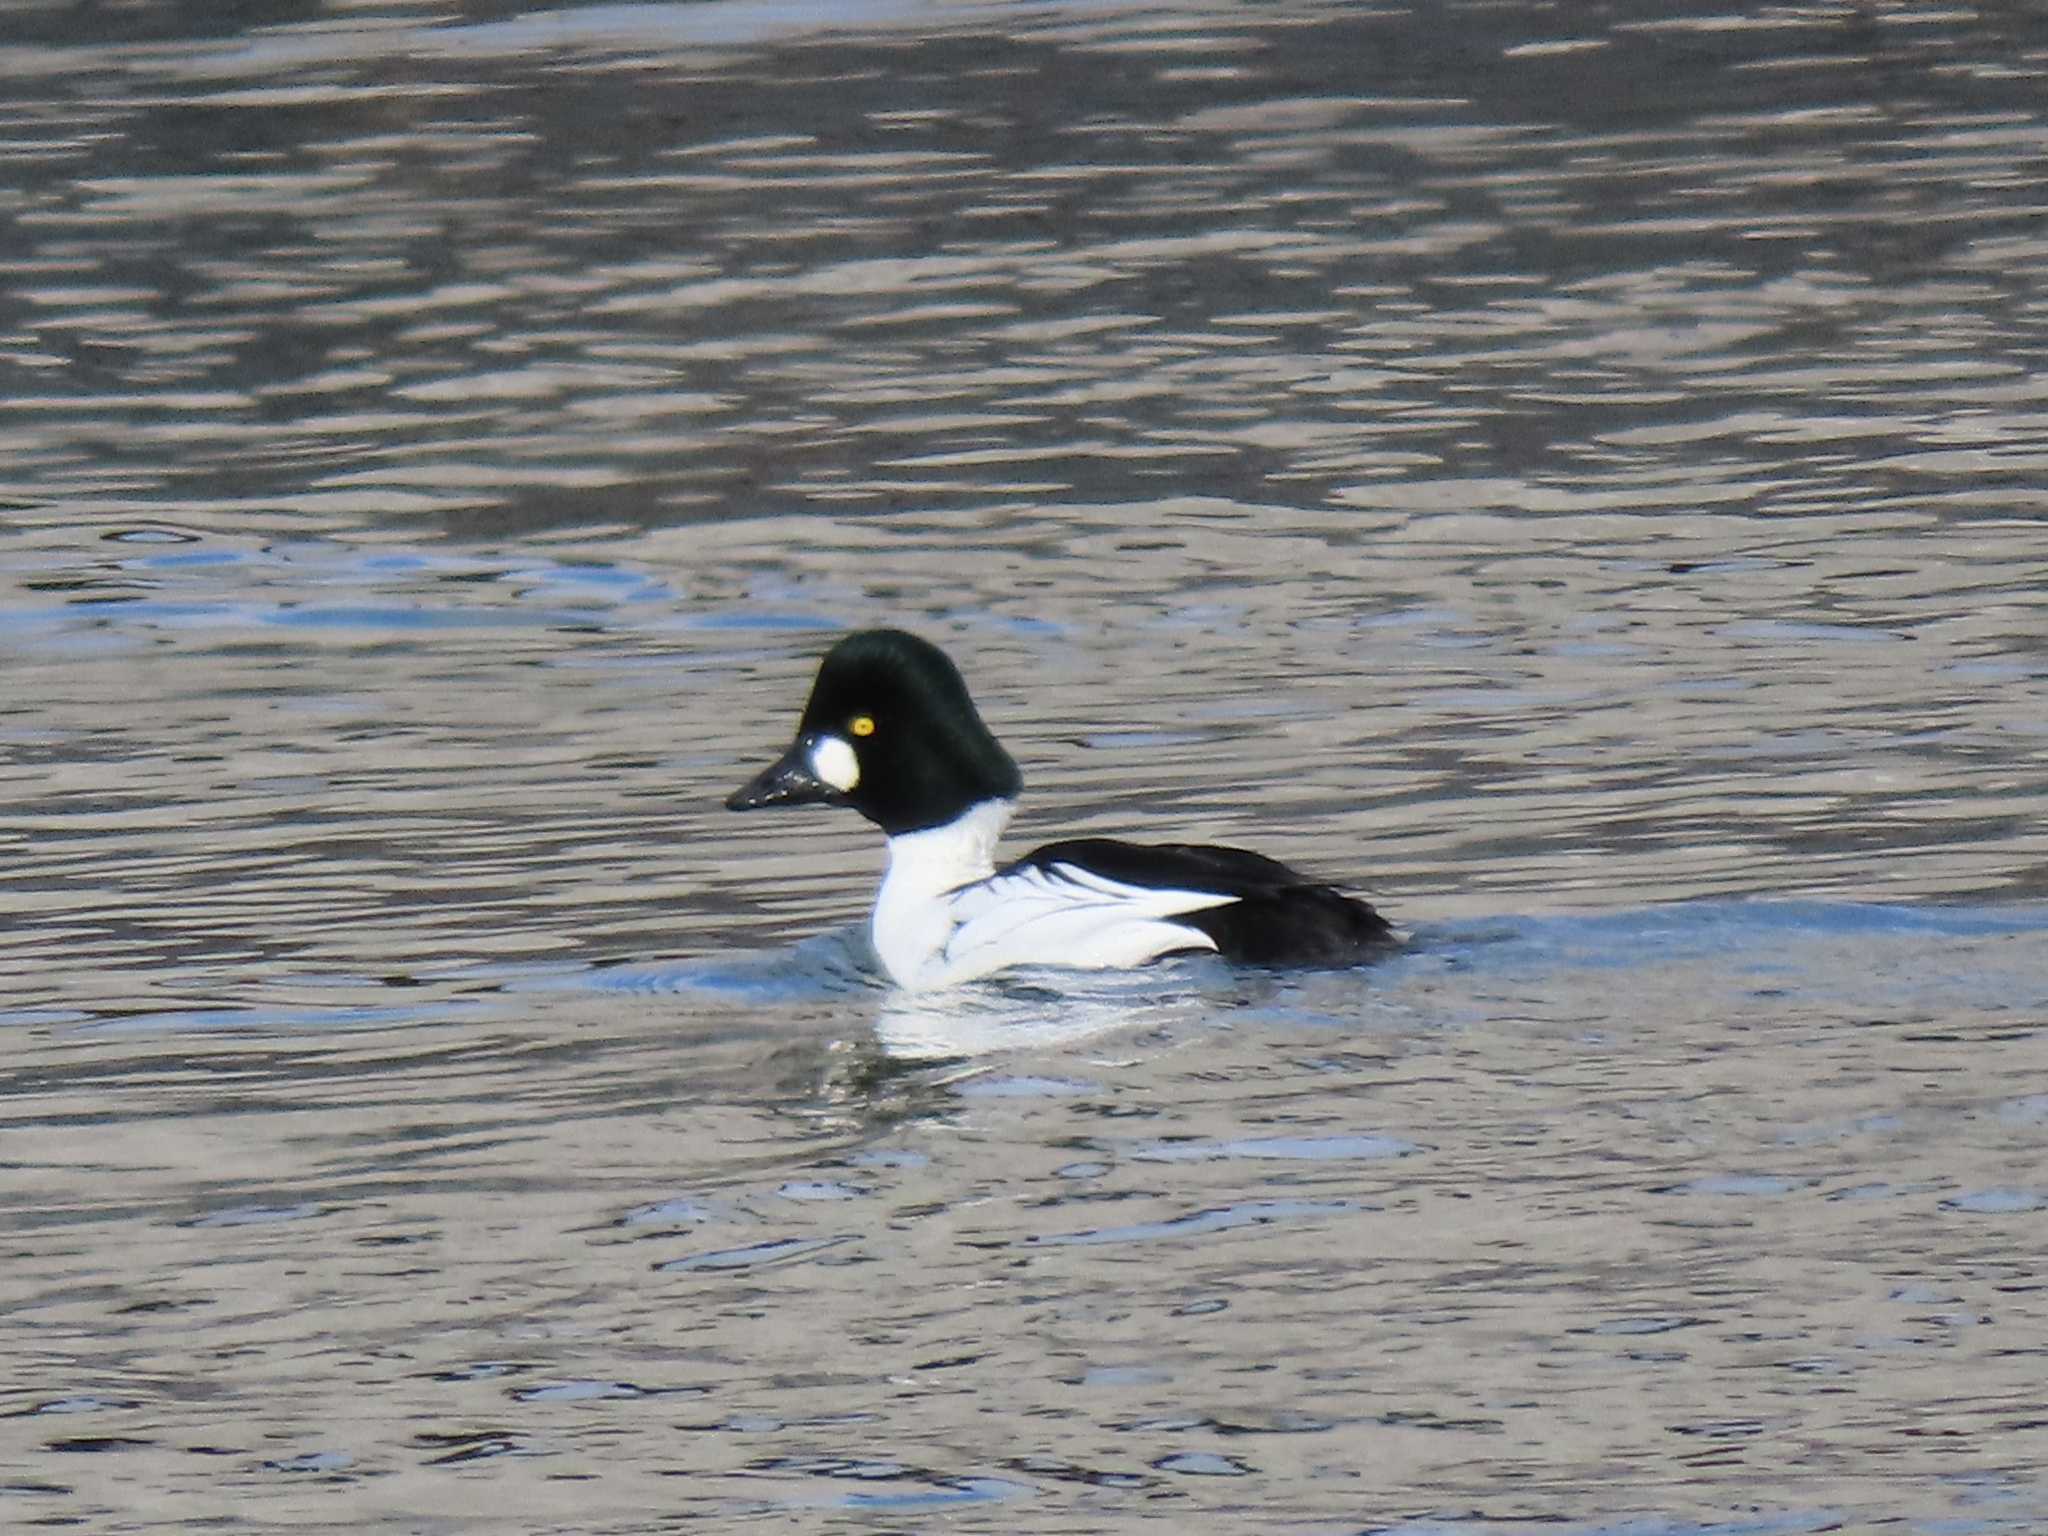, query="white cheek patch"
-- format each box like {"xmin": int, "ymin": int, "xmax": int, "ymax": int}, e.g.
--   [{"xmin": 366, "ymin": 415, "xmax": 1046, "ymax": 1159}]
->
[{"xmin": 808, "ymin": 734, "xmax": 860, "ymax": 793}]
